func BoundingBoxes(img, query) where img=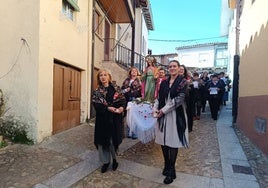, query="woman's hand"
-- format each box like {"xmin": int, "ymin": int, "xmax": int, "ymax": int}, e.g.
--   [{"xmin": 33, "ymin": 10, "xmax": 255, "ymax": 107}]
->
[
  {"xmin": 156, "ymin": 110, "xmax": 164, "ymax": 118},
  {"xmin": 113, "ymin": 107, "xmax": 124, "ymax": 114},
  {"xmin": 153, "ymin": 110, "xmax": 159, "ymax": 118},
  {"xmin": 108, "ymin": 106, "xmax": 116, "ymax": 112}
]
